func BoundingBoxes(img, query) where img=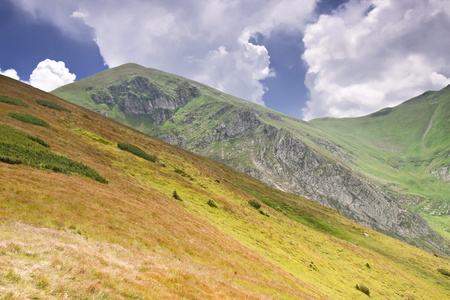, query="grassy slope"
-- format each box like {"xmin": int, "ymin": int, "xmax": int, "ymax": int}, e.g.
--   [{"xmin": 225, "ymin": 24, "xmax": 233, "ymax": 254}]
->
[
  {"xmin": 52, "ymin": 63, "xmax": 450, "ymax": 252},
  {"xmin": 2, "ymin": 78, "xmax": 450, "ymax": 298},
  {"xmin": 311, "ymin": 86, "xmax": 450, "ymax": 239}
]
